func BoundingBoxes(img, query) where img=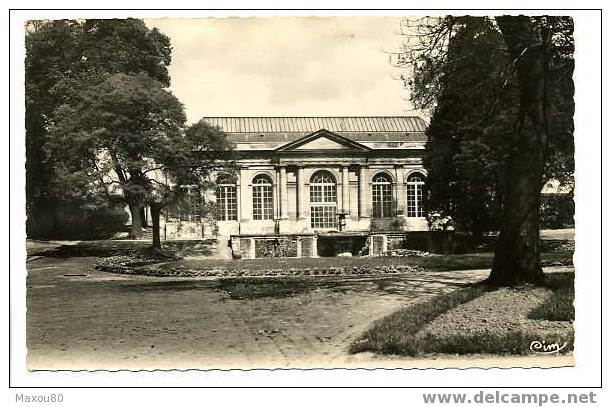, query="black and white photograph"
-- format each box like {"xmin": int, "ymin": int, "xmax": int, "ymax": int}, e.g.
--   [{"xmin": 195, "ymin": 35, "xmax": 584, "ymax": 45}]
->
[{"xmin": 7, "ymin": 4, "xmax": 605, "ymax": 401}]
